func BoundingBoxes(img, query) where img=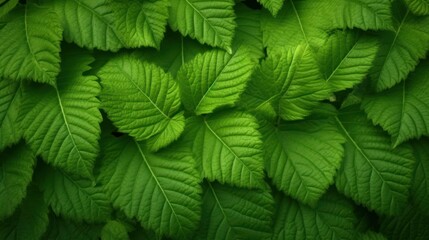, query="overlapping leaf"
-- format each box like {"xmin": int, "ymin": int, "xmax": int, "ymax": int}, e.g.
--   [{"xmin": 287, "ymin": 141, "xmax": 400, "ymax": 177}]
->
[
  {"xmin": 185, "ymin": 111, "xmax": 265, "ymax": 188},
  {"xmin": 97, "ymin": 55, "xmax": 184, "ymax": 151},
  {"xmin": 410, "ymin": 139, "xmax": 429, "ymax": 215},
  {"xmin": 258, "ymin": 0, "xmax": 284, "ymax": 16},
  {"xmin": 363, "ymin": 60, "xmax": 429, "ymax": 146},
  {"xmin": 169, "ymin": 0, "xmax": 236, "ymax": 52},
  {"xmin": 272, "ymin": 191, "xmax": 357, "ymax": 240},
  {"xmin": 335, "ymin": 105, "xmax": 415, "ymax": 215},
  {"xmin": 0, "ymin": 0, "xmax": 18, "ymax": 18},
  {"xmin": 404, "ymin": 0, "xmax": 429, "ymax": 15},
  {"xmin": 101, "ymin": 221, "xmax": 129, "ymax": 240},
  {"xmin": 98, "ymin": 135, "xmax": 201, "ymax": 239},
  {"xmin": 260, "ymin": 115, "xmax": 345, "ymax": 206},
  {"xmin": 0, "ymin": 3, "xmax": 62, "ymax": 85},
  {"xmin": 19, "ymin": 48, "xmax": 102, "ymax": 178},
  {"xmin": 177, "ymin": 46, "xmax": 254, "ymax": 115},
  {"xmin": 0, "ymin": 79, "xmax": 23, "ymax": 150},
  {"xmin": 194, "ymin": 182, "xmax": 273, "ymax": 240},
  {"xmin": 0, "ymin": 143, "xmax": 35, "ymax": 219},
  {"xmin": 44, "ymin": 216, "xmax": 103, "ymax": 240}
]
